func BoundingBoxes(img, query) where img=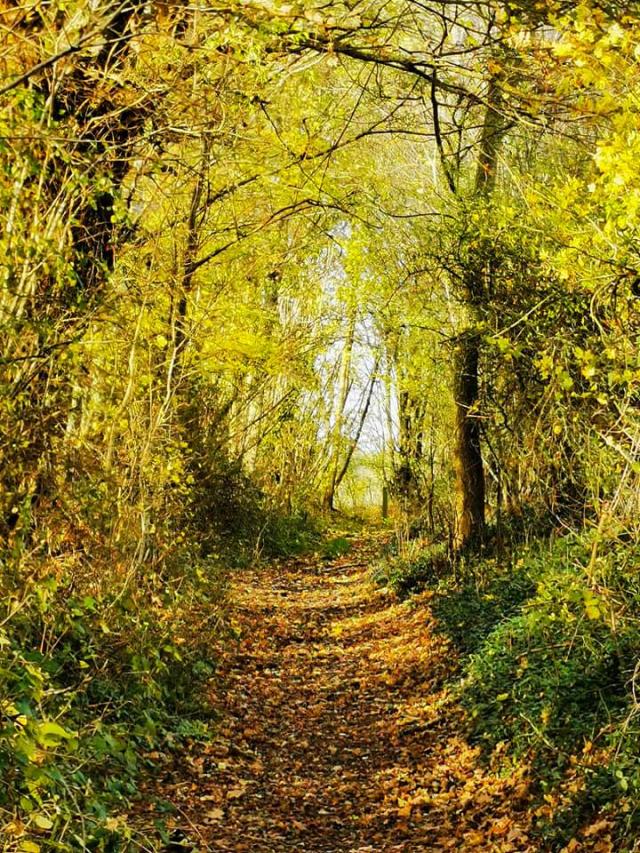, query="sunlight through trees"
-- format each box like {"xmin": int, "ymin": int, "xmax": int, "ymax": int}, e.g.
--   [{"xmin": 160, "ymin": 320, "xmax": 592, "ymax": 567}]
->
[{"xmin": 2, "ymin": 1, "xmax": 640, "ymax": 849}]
